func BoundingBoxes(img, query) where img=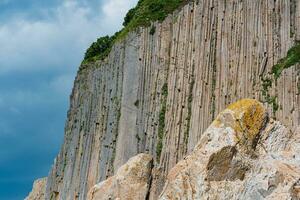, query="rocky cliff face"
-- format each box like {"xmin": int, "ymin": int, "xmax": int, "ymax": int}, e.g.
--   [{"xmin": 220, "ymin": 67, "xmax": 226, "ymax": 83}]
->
[
  {"xmin": 86, "ymin": 99, "xmax": 300, "ymax": 200},
  {"xmin": 27, "ymin": 0, "xmax": 299, "ymax": 199},
  {"xmin": 26, "ymin": 178, "xmax": 47, "ymax": 200},
  {"xmin": 159, "ymin": 99, "xmax": 300, "ymax": 200}
]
